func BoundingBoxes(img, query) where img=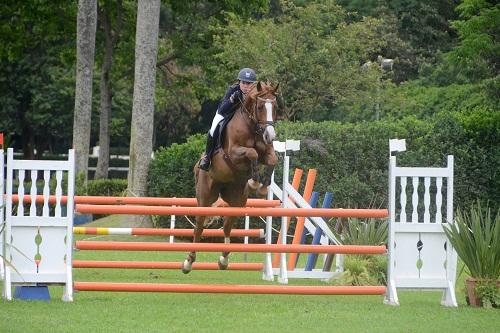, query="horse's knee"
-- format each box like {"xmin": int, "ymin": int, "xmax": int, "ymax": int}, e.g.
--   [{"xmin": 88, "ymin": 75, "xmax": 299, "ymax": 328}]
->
[
  {"xmin": 246, "ymin": 148, "xmax": 258, "ymax": 161},
  {"xmin": 266, "ymin": 154, "xmax": 278, "ymax": 166}
]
